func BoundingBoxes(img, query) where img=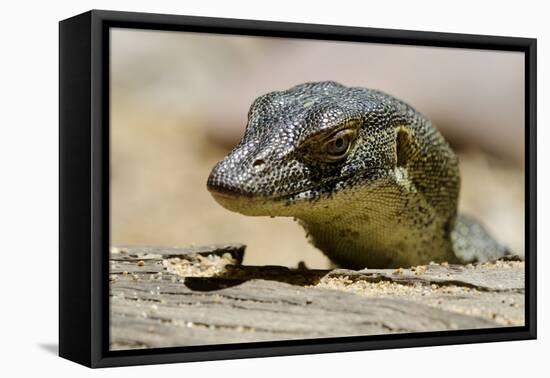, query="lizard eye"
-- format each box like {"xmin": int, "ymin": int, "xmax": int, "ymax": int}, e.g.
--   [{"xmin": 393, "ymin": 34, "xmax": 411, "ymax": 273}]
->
[{"xmin": 322, "ymin": 129, "xmax": 357, "ymax": 162}]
